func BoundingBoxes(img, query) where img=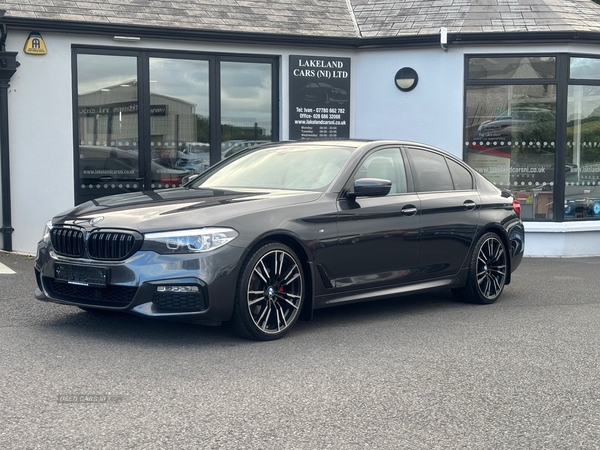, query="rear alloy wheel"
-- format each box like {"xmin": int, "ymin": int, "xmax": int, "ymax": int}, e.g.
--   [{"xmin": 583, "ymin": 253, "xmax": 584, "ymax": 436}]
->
[
  {"xmin": 453, "ymin": 232, "xmax": 507, "ymax": 304},
  {"xmin": 231, "ymin": 242, "xmax": 305, "ymax": 340}
]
